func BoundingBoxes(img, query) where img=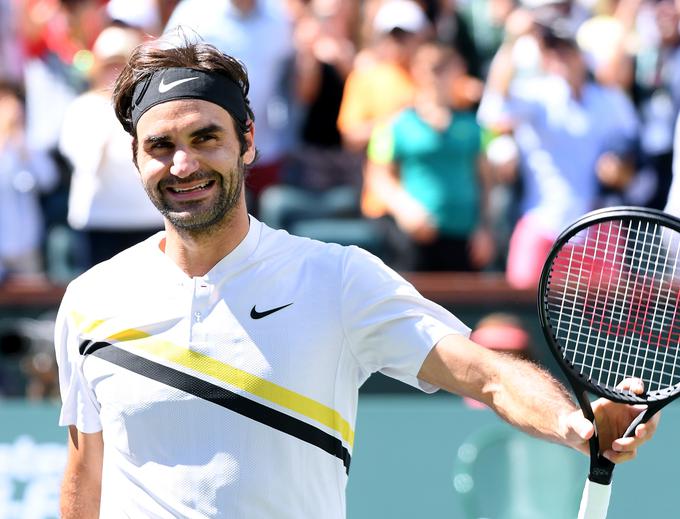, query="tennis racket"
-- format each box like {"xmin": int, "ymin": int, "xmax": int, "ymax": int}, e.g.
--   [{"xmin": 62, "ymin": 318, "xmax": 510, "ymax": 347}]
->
[{"xmin": 538, "ymin": 206, "xmax": 680, "ymax": 519}]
